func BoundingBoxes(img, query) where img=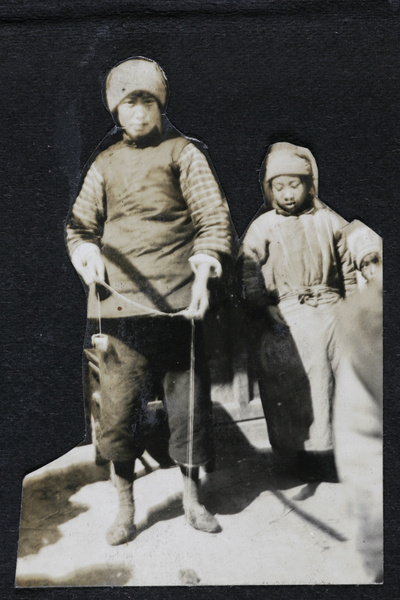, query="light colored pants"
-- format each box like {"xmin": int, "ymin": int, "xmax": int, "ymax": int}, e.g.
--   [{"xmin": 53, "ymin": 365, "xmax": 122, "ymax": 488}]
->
[
  {"xmin": 258, "ymin": 294, "xmax": 341, "ymax": 452},
  {"xmin": 279, "ymin": 296, "xmax": 341, "ymax": 451}
]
